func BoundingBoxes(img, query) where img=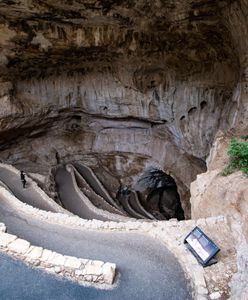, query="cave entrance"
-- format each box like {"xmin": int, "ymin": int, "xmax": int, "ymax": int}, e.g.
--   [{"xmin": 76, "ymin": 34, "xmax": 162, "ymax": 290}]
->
[{"xmin": 135, "ymin": 167, "xmax": 185, "ymax": 220}]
